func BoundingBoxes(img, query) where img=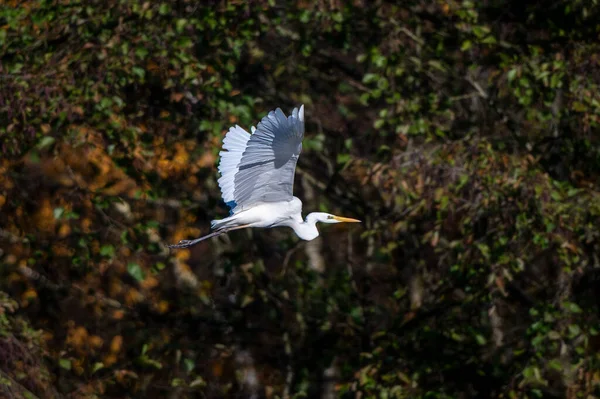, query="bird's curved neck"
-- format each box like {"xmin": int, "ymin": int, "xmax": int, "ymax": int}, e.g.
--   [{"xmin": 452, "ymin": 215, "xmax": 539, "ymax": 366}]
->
[{"xmin": 290, "ymin": 213, "xmax": 320, "ymax": 241}]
